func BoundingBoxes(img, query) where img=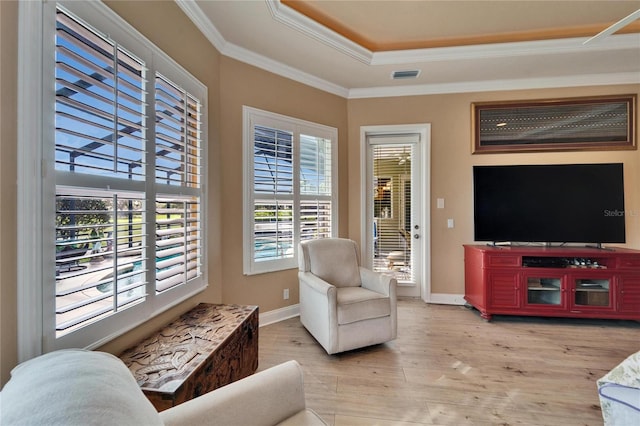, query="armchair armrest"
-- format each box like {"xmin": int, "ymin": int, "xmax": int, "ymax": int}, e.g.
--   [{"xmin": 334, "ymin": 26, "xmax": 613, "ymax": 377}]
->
[
  {"xmin": 298, "ymin": 272, "xmax": 338, "ymax": 354},
  {"xmin": 359, "ymin": 267, "xmax": 396, "ymax": 296},
  {"xmin": 160, "ymin": 361, "xmax": 310, "ymax": 426},
  {"xmin": 298, "ymin": 271, "xmax": 335, "ymax": 296}
]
